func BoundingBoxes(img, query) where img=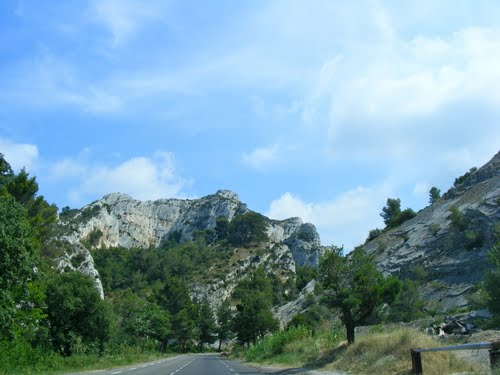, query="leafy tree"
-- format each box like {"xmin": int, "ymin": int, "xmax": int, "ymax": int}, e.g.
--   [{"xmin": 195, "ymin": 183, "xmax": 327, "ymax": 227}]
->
[
  {"xmin": 196, "ymin": 299, "xmax": 216, "ymax": 350},
  {"xmin": 158, "ymin": 277, "xmax": 195, "ymax": 350},
  {"xmin": 381, "ymin": 198, "xmax": 401, "ymax": 227},
  {"xmin": 0, "ymin": 153, "xmax": 13, "ymax": 187},
  {"xmin": 232, "ymin": 268, "xmax": 278, "ymax": 346},
  {"xmin": 387, "ymin": 279, "xmax": 424, "ymax": 322},
  {"xmin": 380, "ymin": 198, "xmax": 416, "ymax": 230},
  {"xmin": 429, "ymin": 187, "xmax": 441, "ymax": 204},
  {"xmin": 296, "ymin": 265, "xmax": 317, "ymax": 292},
  {"xmin": 45, "ymin": 272, "xmax": 112, "ymax": 355},
  {"xmin": 216, "ymin": 300, "xmax": 233, "ymax": 351},
  {"xmin": 318, "ymin": 246, "xmax": 395, "ymax": 345},
  {"xmin": 112, "ymin": 291, "xmax": 170, "ymax": 348},
  {"xmin": 0, "ymin": 156, "xmax": 57, "ymax": 243},
  {"xmin": 0, "ymin": 194, "xmax": 37, "ymax": 339},
  {"xmin": 228, "ymin": 212, "xmax": 269, "ymax": 246},
  {"xmin": 215, "ymin": 216, "xmax": 230, "ymax": 240}
]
